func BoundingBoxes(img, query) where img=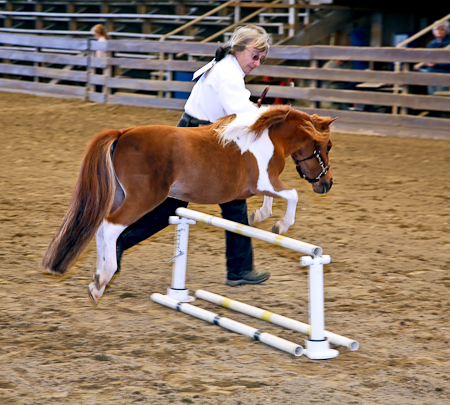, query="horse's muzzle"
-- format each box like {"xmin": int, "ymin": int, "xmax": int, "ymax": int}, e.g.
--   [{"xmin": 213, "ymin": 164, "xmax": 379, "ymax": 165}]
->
[
  {"xmin": 313, "ymin": 178, "xmax": 333, "ymax": 194},
  {"xmin": 323, "ymin": 179, "xmax": 333, "ymax": 193}
]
